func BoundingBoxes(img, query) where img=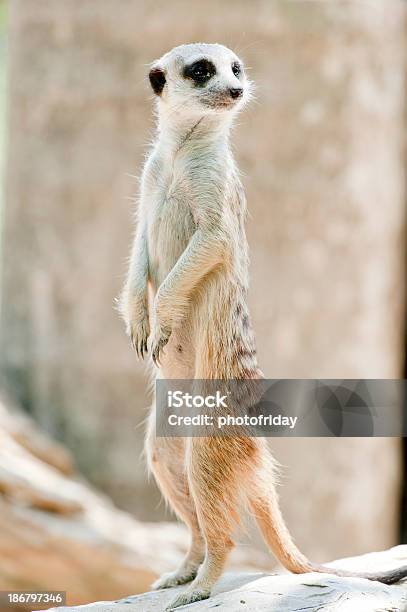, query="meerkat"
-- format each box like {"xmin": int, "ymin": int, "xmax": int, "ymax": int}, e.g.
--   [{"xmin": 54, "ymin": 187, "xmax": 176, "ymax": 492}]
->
[{"xmin": 120, "ymin": 43, "xmax": 407, "ymax": 610}]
